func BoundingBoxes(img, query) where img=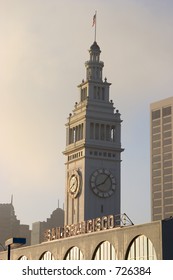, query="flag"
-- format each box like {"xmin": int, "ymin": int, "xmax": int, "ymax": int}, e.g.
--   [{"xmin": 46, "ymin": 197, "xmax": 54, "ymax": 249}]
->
[{"xmin": 92, "ymin": 13, "xmax": 96, "ymax": 27}]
